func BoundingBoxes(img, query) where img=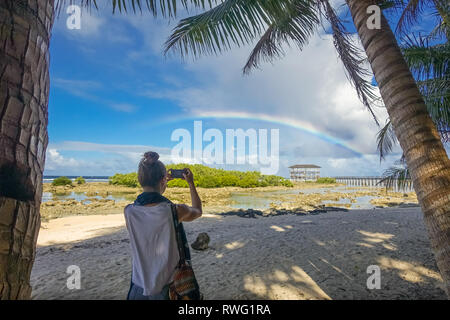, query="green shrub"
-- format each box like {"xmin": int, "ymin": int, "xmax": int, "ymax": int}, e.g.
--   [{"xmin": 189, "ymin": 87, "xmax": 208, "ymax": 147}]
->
[
  {"xmin": 52, "ymin": 176, "xmax": 73, "ymax": 186},
  {"xmin": 109, "ymin": 172, "xmax": 139, "ymax": 187},
  {"xmin": 75, "ymin": 176, "xmax": 86, "ymax": 185},
  {"xmin": 109, "ymin": 164, "xmax": 293, "ymax": 189},
  {"xmin": 316, "ymin": 177, "xmax": 336, "ymax": 184}
]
